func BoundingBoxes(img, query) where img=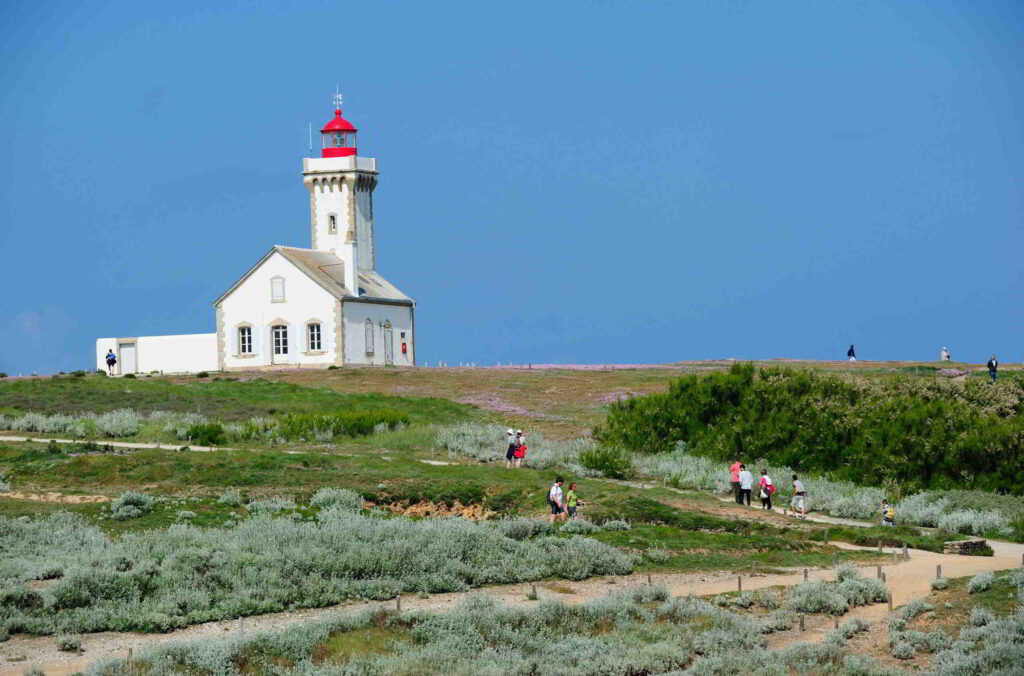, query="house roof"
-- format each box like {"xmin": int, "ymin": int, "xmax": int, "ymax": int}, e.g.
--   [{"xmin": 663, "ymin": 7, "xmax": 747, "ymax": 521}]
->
[{"xmin": 213, "ymin": 246, "xmax": 413, "ymax": 306}]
